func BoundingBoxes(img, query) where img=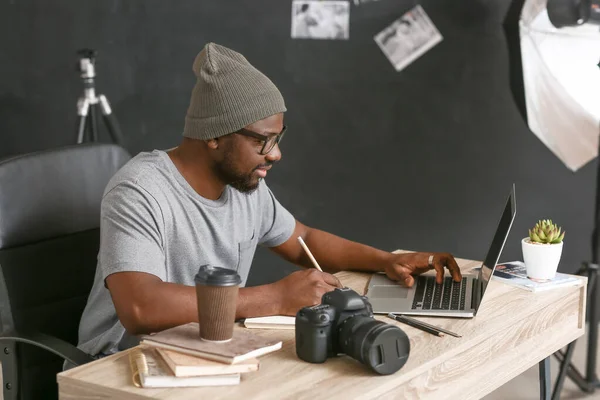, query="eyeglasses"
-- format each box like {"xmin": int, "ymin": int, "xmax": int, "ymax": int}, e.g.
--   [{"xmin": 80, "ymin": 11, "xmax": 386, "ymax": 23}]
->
[{"xmin": 235, "ymin": 125, "xmax": 287, "ymax": 155}]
